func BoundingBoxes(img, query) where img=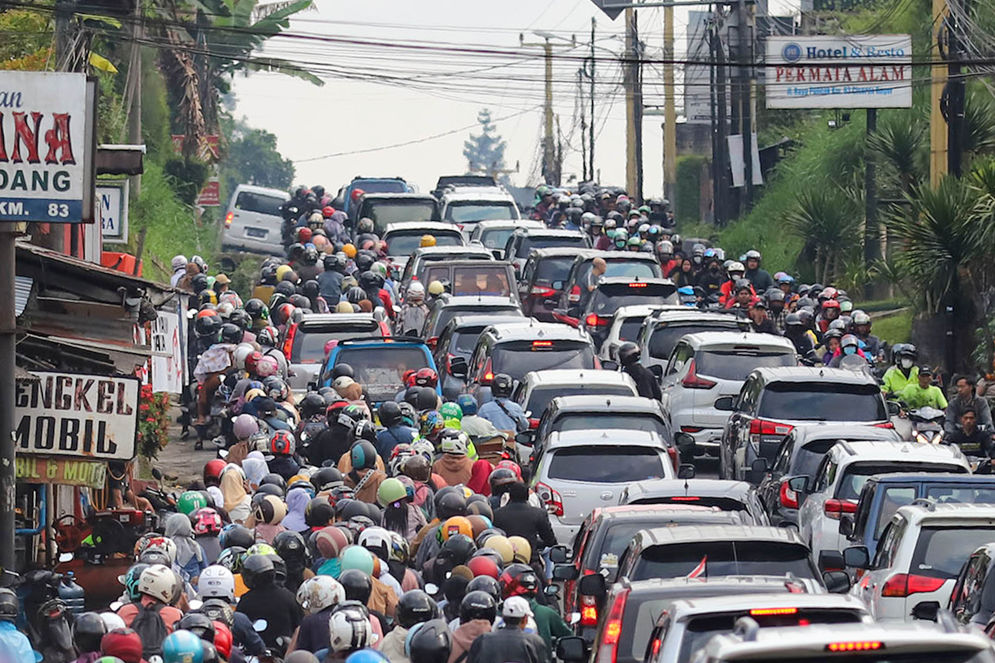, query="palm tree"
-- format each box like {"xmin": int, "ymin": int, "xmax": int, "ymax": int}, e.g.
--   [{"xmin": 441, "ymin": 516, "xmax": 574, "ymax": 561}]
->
[
  {"xmin": 785, "ymin": 186, "xmax": 863, "ymax": 283},
  {"xmin": 867, "ymin": 112, "xmax": 926, "ymax": 197}
]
